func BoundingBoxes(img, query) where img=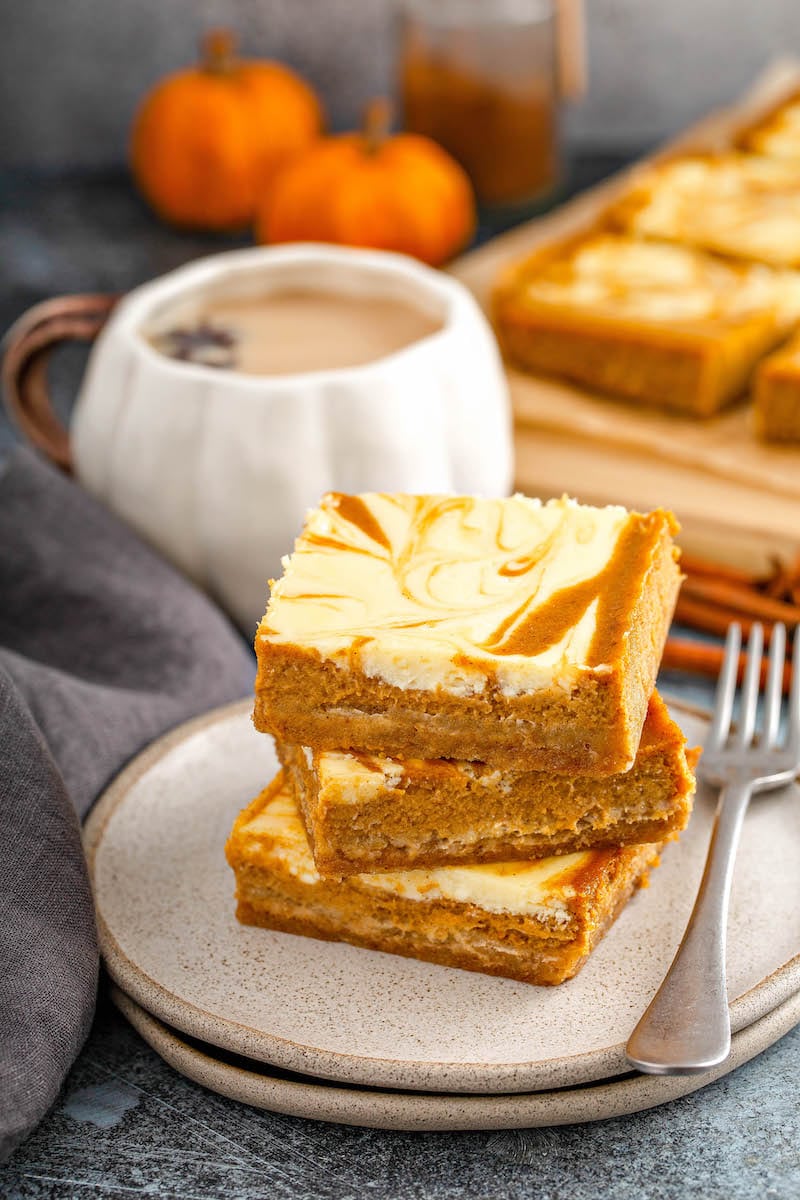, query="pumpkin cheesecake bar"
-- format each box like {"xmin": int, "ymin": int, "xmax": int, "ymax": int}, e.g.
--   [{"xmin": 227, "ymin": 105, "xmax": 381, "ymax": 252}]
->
[
  {"xmin": 254, "ymin": 492, "xmax": 682, "ymax": 775},
  {"xmin": 225, "ymin": 772, "xmax": 663, "ymax": 986},
  {"xmin": 609, "ymin": 153, "xmax": 800, "ymax": 267},
  {"xmin": 753, "ymin": 333, "xmax": 800, "ymax": 442},
  {"xmin": 738, "ymin": 88, "xmax": 800, "ymax": 161},
  {"xmin": 493, "ymin": 232, "xmax": 800, "ymax": 415},
  {"xmin": 277, "ymin": 692, "xmax": 696, "ymax": 876}
]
